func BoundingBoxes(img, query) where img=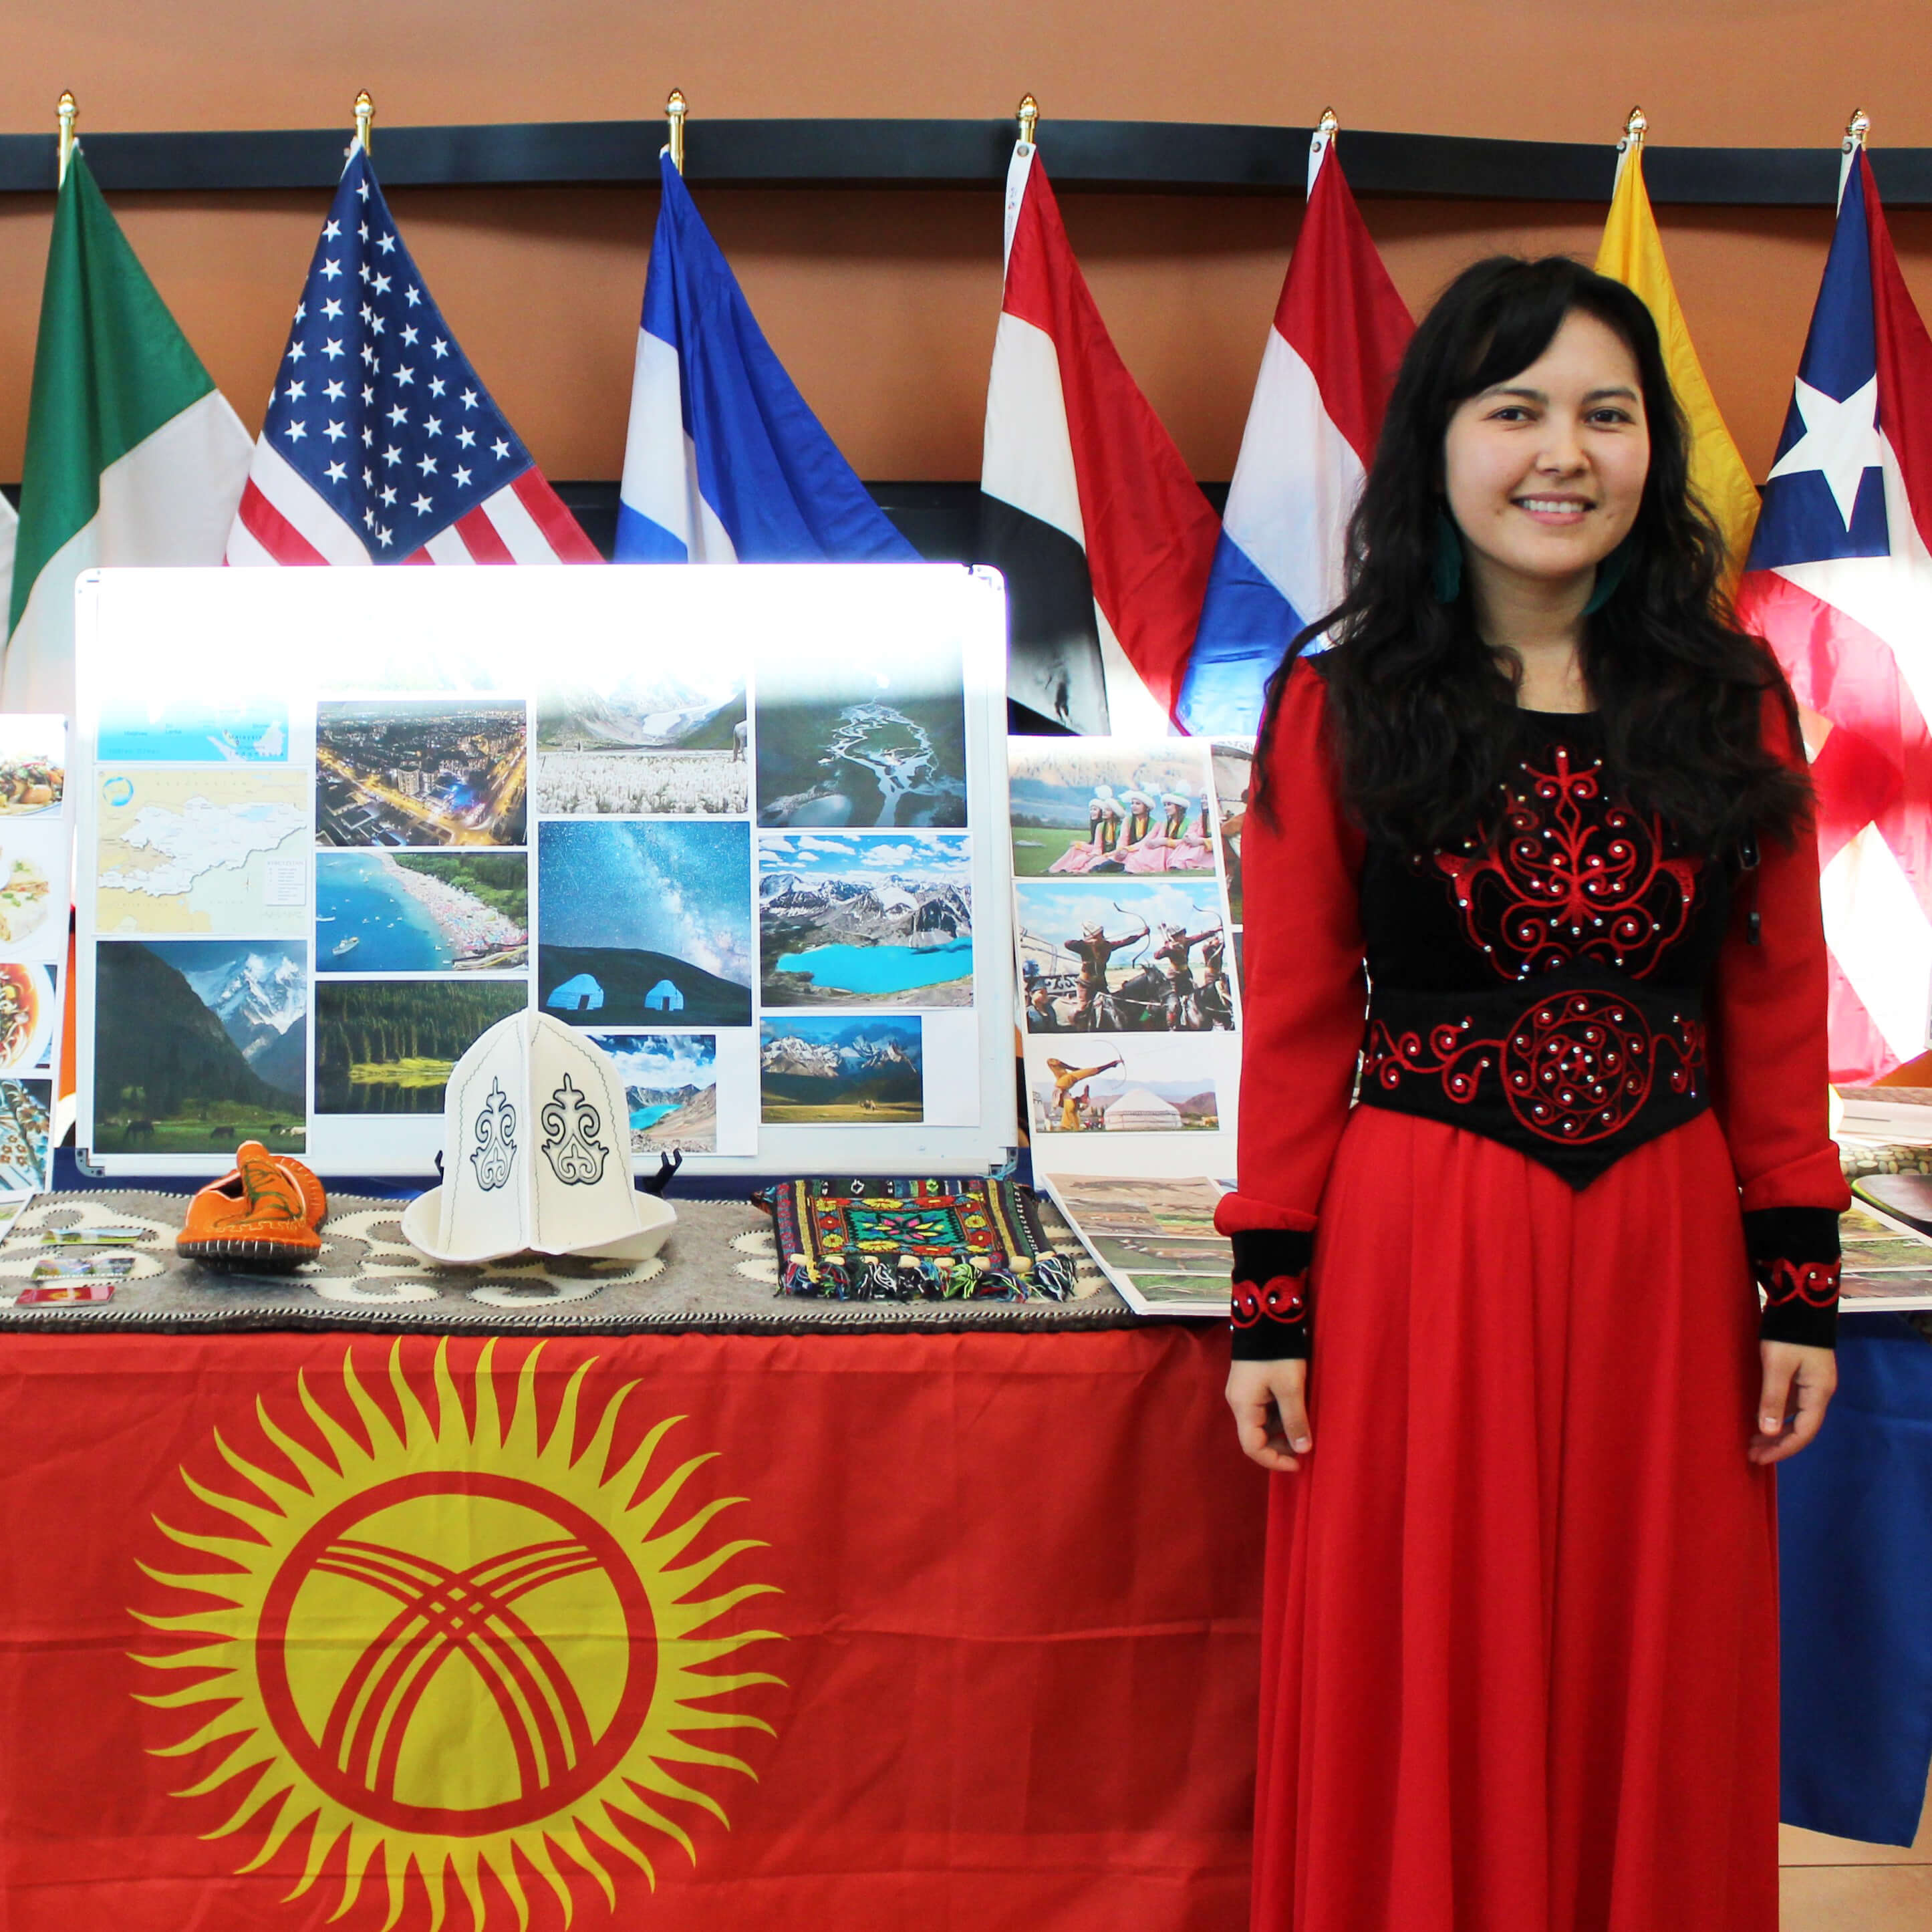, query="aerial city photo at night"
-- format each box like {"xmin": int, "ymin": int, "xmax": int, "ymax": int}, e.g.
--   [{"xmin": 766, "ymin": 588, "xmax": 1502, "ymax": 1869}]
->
[{"xmin": 315, "ymin": 699, "xmax": 529, "ymax": 847}]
